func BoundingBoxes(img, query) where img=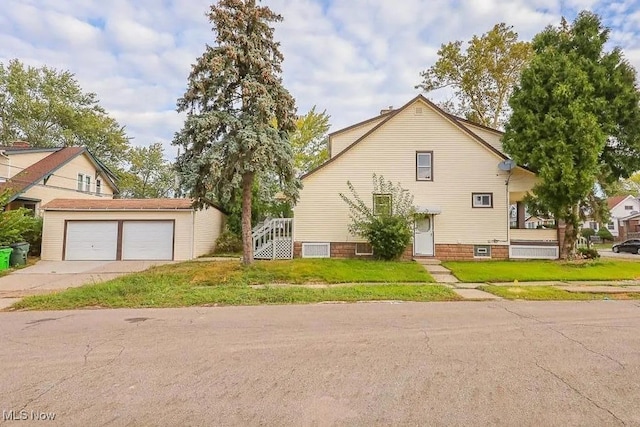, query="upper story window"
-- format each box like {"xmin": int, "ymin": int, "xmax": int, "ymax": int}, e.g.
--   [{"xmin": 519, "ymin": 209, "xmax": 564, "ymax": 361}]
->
[
  {"xmin": 416, "ymin": 151, "xmax": 433, "ymax": 181},
  {"xmin": 472, "ymin": 193, "xmax": 493, "ymax": 208},
  {"xmin": 625, "ymin": 205, "xmax": 634, "ymax": 210},
  {"xmin": 373, "ymin": 194, "xmax": 392, "ymax": 216},
  {"xmin": 77, "ymin": 173, "xmax": 91, "ymax": 193},
  {"xmin": 96, "ymin": 179, "xmax": 102, "ymax": 195}
]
